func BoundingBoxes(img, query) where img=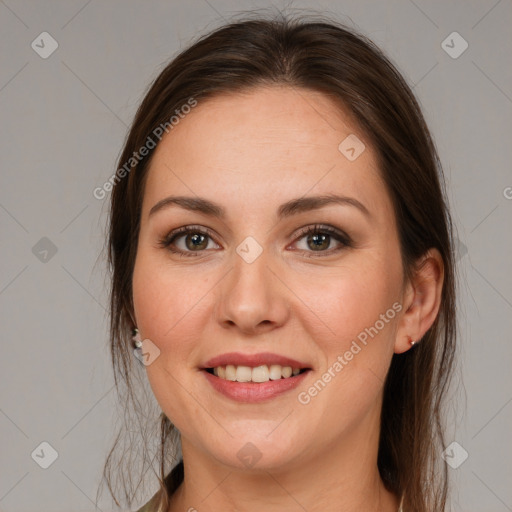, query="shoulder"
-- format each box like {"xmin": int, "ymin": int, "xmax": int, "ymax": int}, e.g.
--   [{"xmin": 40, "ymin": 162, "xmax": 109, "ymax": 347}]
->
[{"xmin": 134, "ymin": 490, "xmax": 163, "ymax": 512}]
